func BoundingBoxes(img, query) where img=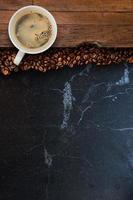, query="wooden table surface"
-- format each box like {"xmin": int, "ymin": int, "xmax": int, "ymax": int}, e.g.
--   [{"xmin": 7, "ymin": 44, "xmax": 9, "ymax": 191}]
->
[{"xmin": 0, "ymin": 0, "xmax": 133, "ymax": 47}]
